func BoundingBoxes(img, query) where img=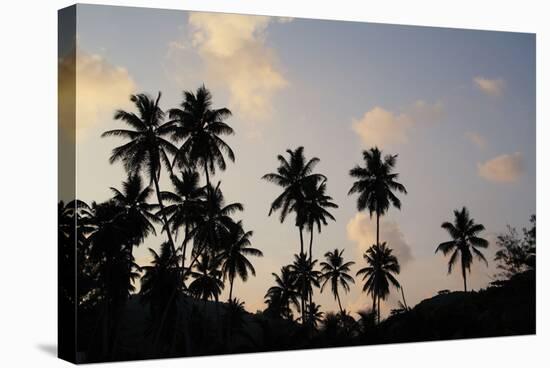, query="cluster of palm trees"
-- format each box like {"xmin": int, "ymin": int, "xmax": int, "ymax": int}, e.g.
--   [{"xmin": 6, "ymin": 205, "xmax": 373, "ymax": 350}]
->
[
  {"xmin": 262, "ymin": 146, "xmax": 490, "ymax": 327},
  {"xmin": 262, "ymin": 146, "xmax": 410, "ymax": 326},
  {"xmin": 59, "ymin": 84, "xmax": 495, "ymax": 360},
  {"xmin": 60, "ymin": 86, "xmax": 268, "ymax": 359}
]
